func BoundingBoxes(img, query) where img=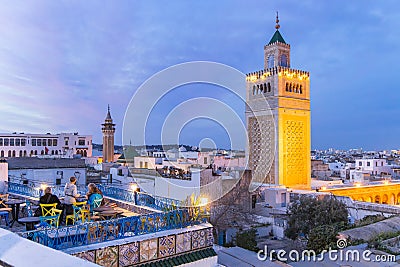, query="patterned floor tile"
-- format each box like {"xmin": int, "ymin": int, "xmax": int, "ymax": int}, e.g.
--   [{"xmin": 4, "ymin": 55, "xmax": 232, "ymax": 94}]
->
[
  {"xmin": 119, "ymin": 242, "xmax": 139, "ymax": 267},
  {"xmin": 205, "ymin": 227, "xmax": 214, "ymax": 246},
  {"xmin": 176, "ymin": 231, "xmax": 191, "ymax": 254},
  {"xmin": 158, "ymin": 235, "xmax": 175, "ymax": 258},
  {"xmin": 96, "ymin": 246, "xmax": 118, "ymax": 267},
  {"xmin": 192, "ymin": 229, "xmax": 206, "ymax": 249},
  {"xmin": 140, "ymin": 238, "xmax": 158, "ymax": 262},
  {"xmin": 74, "ymin": 250, "xmax": 95, "ymax": 263}
]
